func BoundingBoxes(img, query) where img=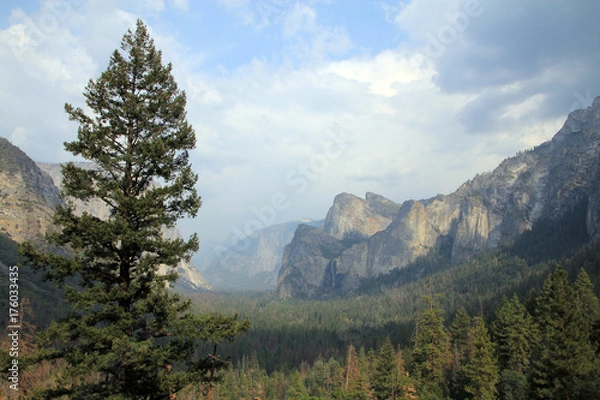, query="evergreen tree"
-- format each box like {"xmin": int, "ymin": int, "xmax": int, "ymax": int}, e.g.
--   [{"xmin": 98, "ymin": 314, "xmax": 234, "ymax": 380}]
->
[
  {"xmin": 20, "ymin": 20, "xmax": 249, "ymax": 399},
  {"xmin": 463, "ymin": 317, "xmax": 499, "ymax": 399},
  {"xmin": 449, "ymin": 307, "xmax": 471, "ymax": 399},
  {"xmin": 450, "ymin": 306, "xmax": 471, "ymax": 359},
  {"xmin": 411, "ymin": 297, "xmax": 452, "ymax": 396},
  {"xmin": 574, "ymin": 268, "xmax": 600, "ymax": 345},
  {"xmin": 357, "ymin": 346, "xmax": 375, "ymax": 399},
  {"xmin": 491, "ymin": 294, "xmax": 537, "ymax": 400},
  {"xmin": 372, "ymin": 337, "xmax": 398, "ymax": 399},
  {"xmin": 531, "ymin": 265, "xmax": 594, "ymax": 399}
]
